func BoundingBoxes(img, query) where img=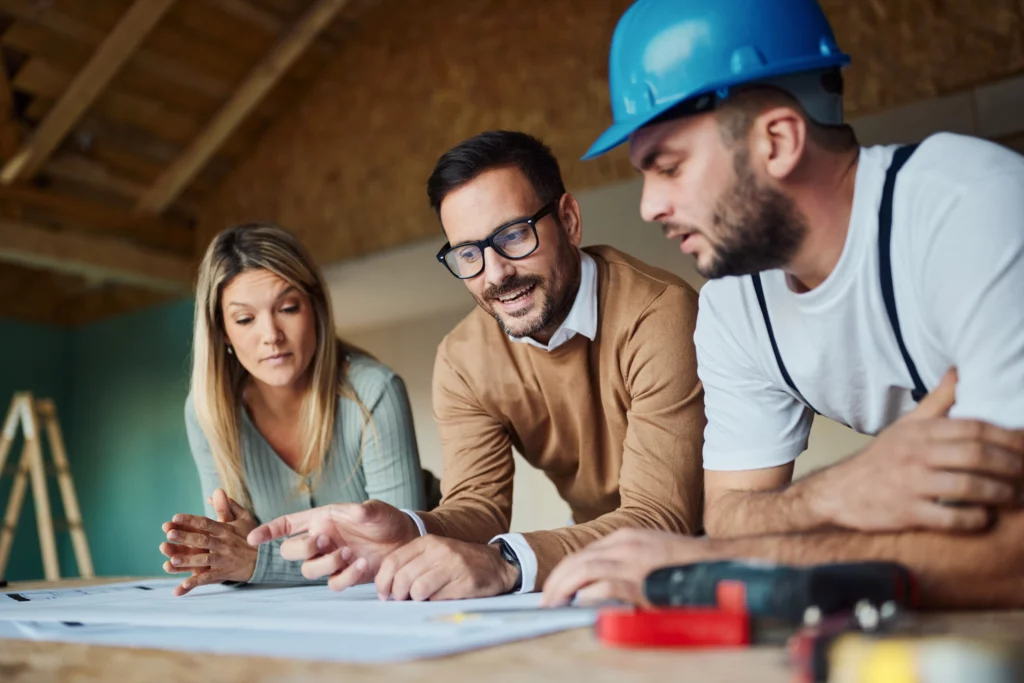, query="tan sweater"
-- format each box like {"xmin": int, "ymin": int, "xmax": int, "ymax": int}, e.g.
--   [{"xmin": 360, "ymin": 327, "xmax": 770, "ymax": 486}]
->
[{"xmin": 418, "ymin": 246, "xmax": 705, "ymax": 586}]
